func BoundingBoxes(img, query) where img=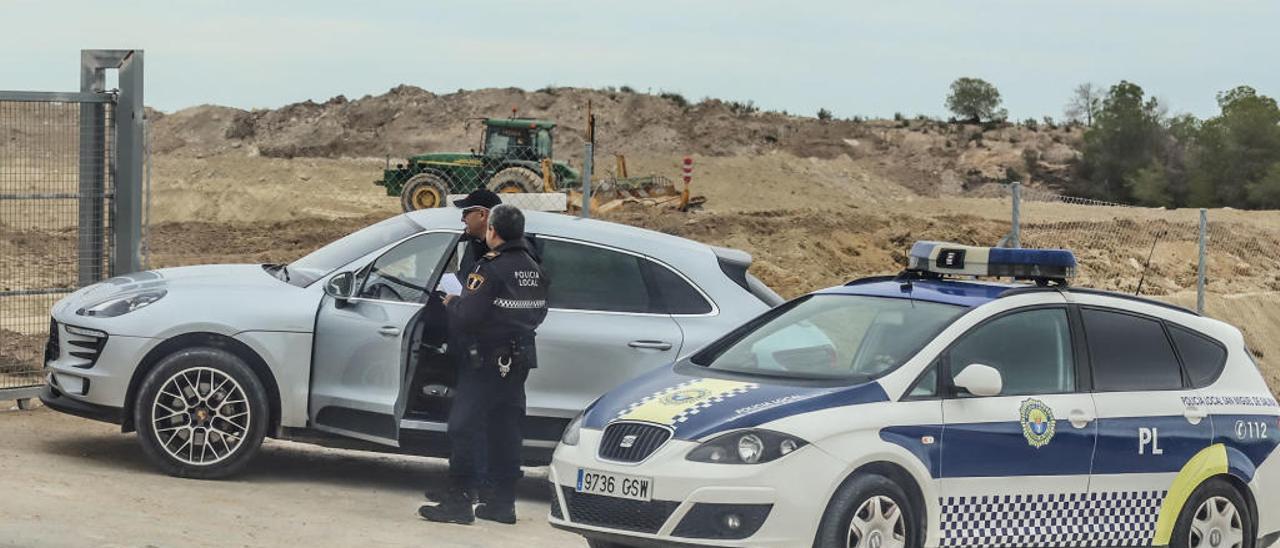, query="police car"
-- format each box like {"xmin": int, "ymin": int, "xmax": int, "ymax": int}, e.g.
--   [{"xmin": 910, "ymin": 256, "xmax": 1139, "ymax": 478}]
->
[{"xmin": 549, "ymin": 242, "xmax": 1280, "ymax": 548}]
